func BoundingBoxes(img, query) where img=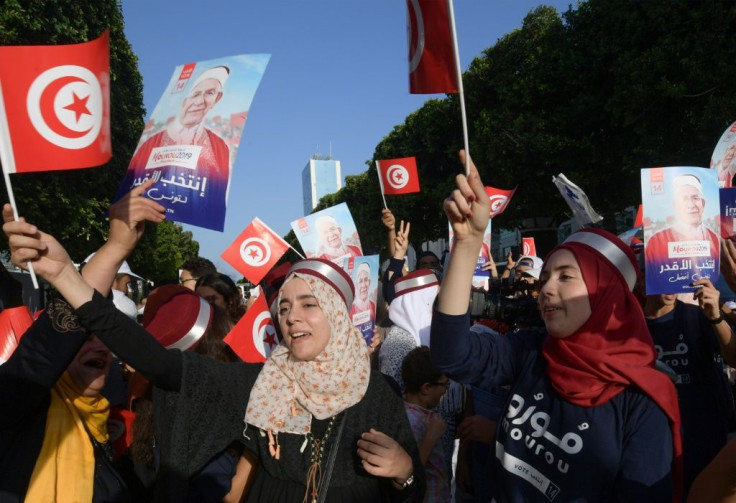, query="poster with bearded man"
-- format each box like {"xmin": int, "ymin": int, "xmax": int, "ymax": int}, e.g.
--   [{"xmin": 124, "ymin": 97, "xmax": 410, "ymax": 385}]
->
[
  {"xmin": 114, "ymin": 54, "xmax": 270, "ymax": 231},
  {"xmin": 291, "ymin": 202, "xmax": 363, "ymax": 265},
  {"xmin": 344, "ymin": 255, "xmax": 379, "ymax": 345}
]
